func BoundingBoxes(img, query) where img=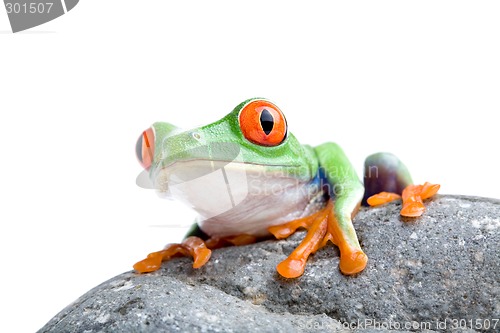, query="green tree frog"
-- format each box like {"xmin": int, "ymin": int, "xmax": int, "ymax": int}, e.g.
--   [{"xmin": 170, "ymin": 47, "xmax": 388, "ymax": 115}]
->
[{"xmin": 134, "ymin": 98, "xmax": 439, "ymax": 278}]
